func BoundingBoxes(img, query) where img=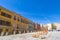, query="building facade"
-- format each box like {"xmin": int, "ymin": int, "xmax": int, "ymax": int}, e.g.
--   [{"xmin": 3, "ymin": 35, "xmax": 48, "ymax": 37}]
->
[
  {"xmin": 34, "ymin": 23, "xmax": 41, "ymax": 31},
  {"xmin": 0, "ymin": 6, "xmax": 35, "ymax": 36}
]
